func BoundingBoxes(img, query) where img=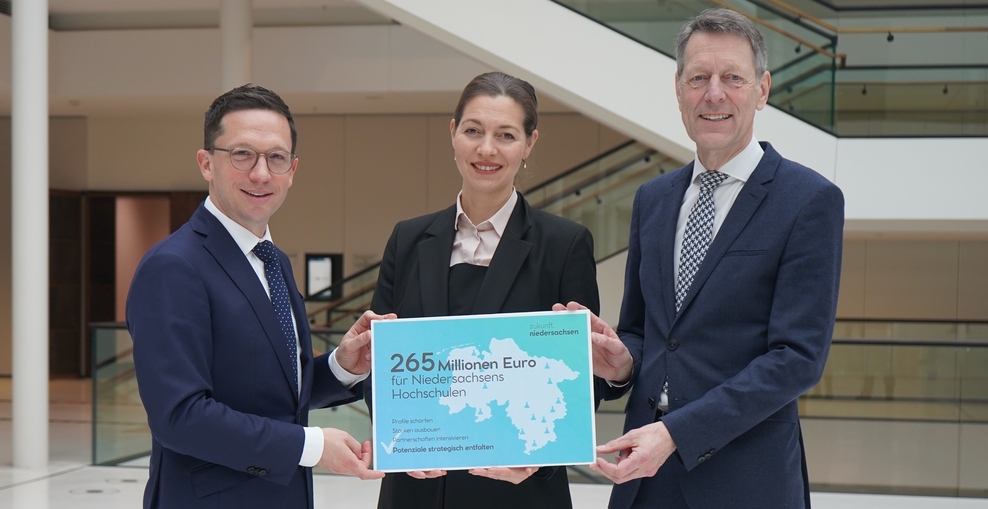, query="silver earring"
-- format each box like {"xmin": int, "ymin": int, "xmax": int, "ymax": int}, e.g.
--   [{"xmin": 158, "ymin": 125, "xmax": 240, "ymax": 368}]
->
[{"xmin": 523, "ymin": 160, "xmax": 527, "ymax": 170}]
